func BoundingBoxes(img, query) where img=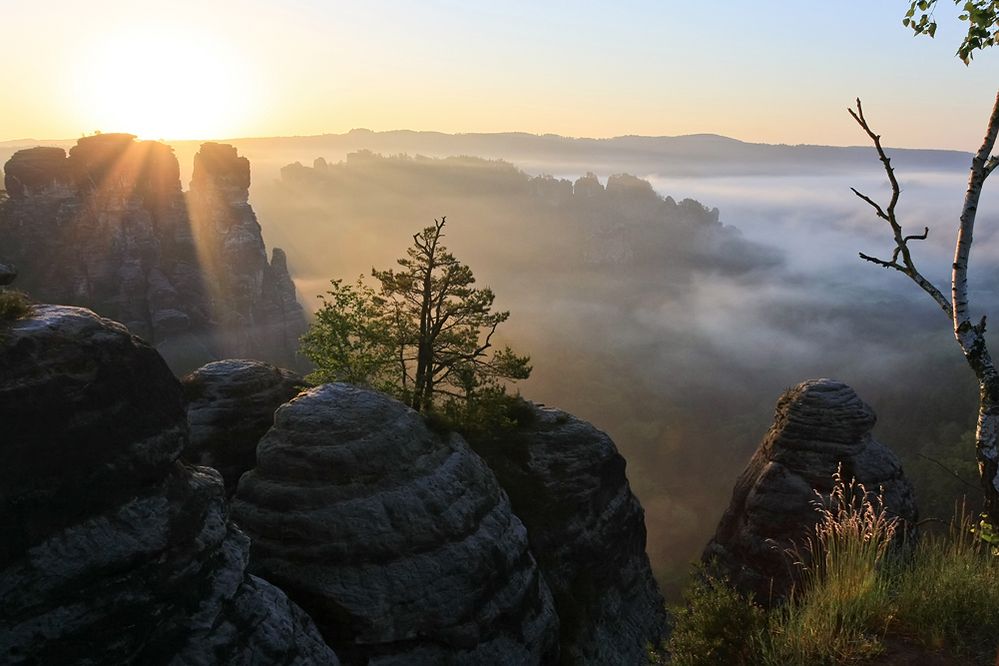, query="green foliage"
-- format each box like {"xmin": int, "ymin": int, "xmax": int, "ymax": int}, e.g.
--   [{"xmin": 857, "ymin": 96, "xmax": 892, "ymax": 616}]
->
[
  {"xmin": 0, "ymin": 290, "xmax": 32, "ymax": 324},
  {"xmin": 666, "ymin": 569, "xmax": 766, "ymax": 666},
  {"xmin": 905, "ymin": 0, "xmax": 999, "ymax": 63},
  {"xmin": 300, "ymin": 277, "xmax": 397, "ymax": 390},
  {"xmin": 300, "ymin": 217, "xmax": 531, "ymax": 421}
]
